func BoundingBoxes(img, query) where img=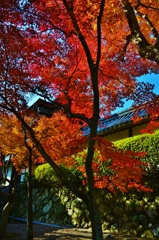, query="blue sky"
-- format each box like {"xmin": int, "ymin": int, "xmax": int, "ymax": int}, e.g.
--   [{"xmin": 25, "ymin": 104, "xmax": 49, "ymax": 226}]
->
[
  {"xmin": 139, "ymin": 74, "xmax": 159, "ymax": 94},
  {"xmin": 112, "ymin": 73, "xmax": 159, "ymax": 113}
]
